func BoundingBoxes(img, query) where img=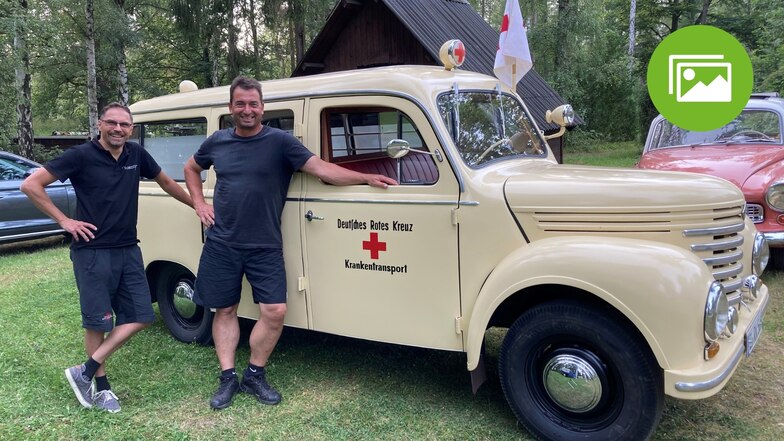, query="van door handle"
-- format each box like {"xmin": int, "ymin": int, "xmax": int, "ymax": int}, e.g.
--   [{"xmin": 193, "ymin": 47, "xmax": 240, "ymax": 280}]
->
[{"xmin": 304, "ymin": 210, "xmax": 324, "ymax": 221}]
